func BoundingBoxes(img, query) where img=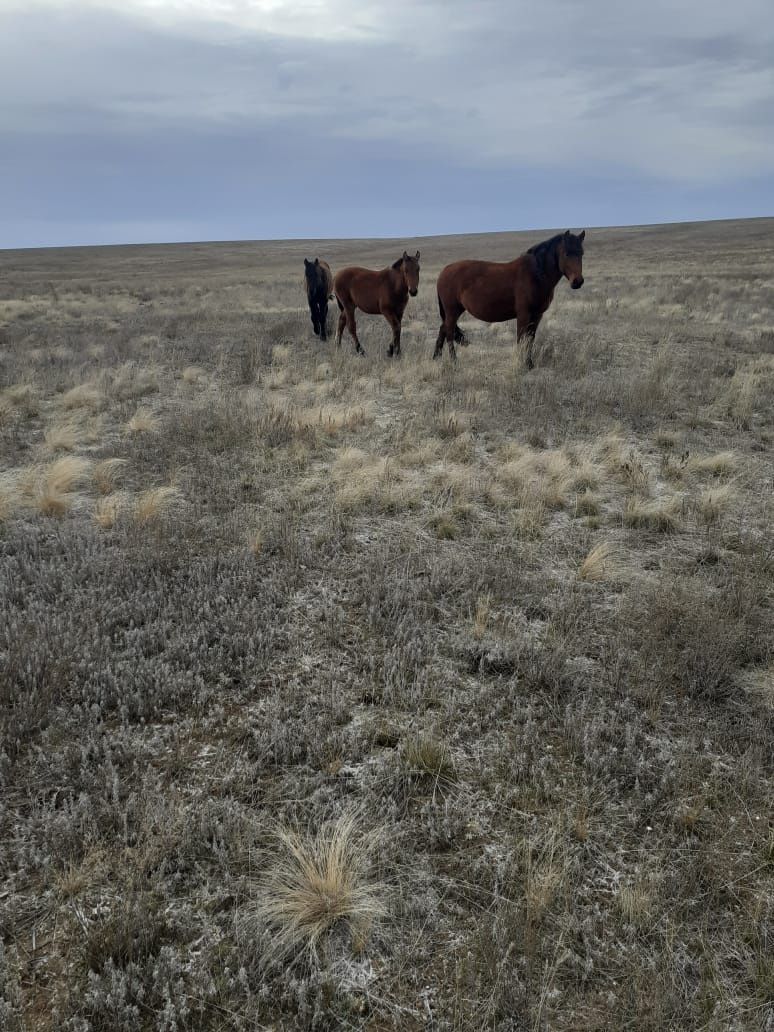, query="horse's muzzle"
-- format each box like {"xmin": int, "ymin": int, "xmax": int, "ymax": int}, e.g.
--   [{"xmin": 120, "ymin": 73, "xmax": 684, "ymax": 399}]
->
[
  {"xmin": 571, "ymin": 277, "xmax": 584, "ymax": 290},
  {"xmin": 409, "ymin": 288, "xmax": 418, "ymax": 297}
]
